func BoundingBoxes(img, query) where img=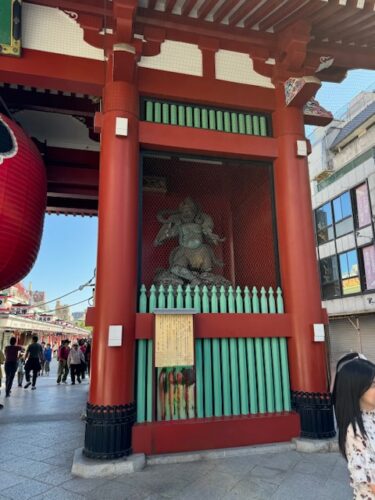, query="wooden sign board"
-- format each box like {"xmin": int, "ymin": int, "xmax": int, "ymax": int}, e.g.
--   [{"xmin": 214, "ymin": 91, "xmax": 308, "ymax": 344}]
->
[
  {"xmin": 0, "ymin": 0, "xmax": 21, "ymax": 57},
  {"xmin": 155, "ymin": 314, "xmax": 194, "ymax": 368}
]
